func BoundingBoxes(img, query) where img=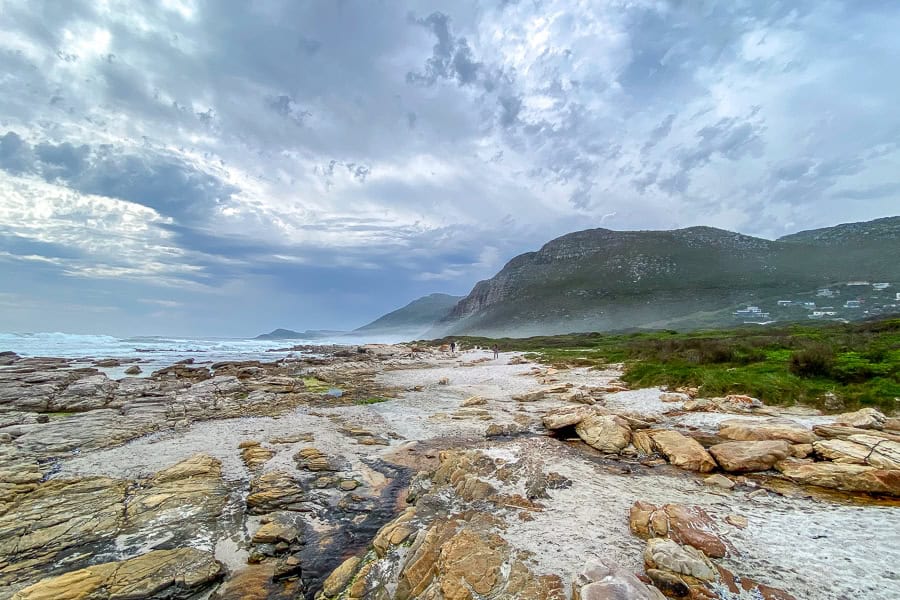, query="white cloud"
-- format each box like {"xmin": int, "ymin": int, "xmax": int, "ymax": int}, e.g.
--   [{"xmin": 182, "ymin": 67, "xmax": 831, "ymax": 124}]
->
[{"xmin": 0, "ymin": 0, "xmax": 897, "ymax": 334}]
